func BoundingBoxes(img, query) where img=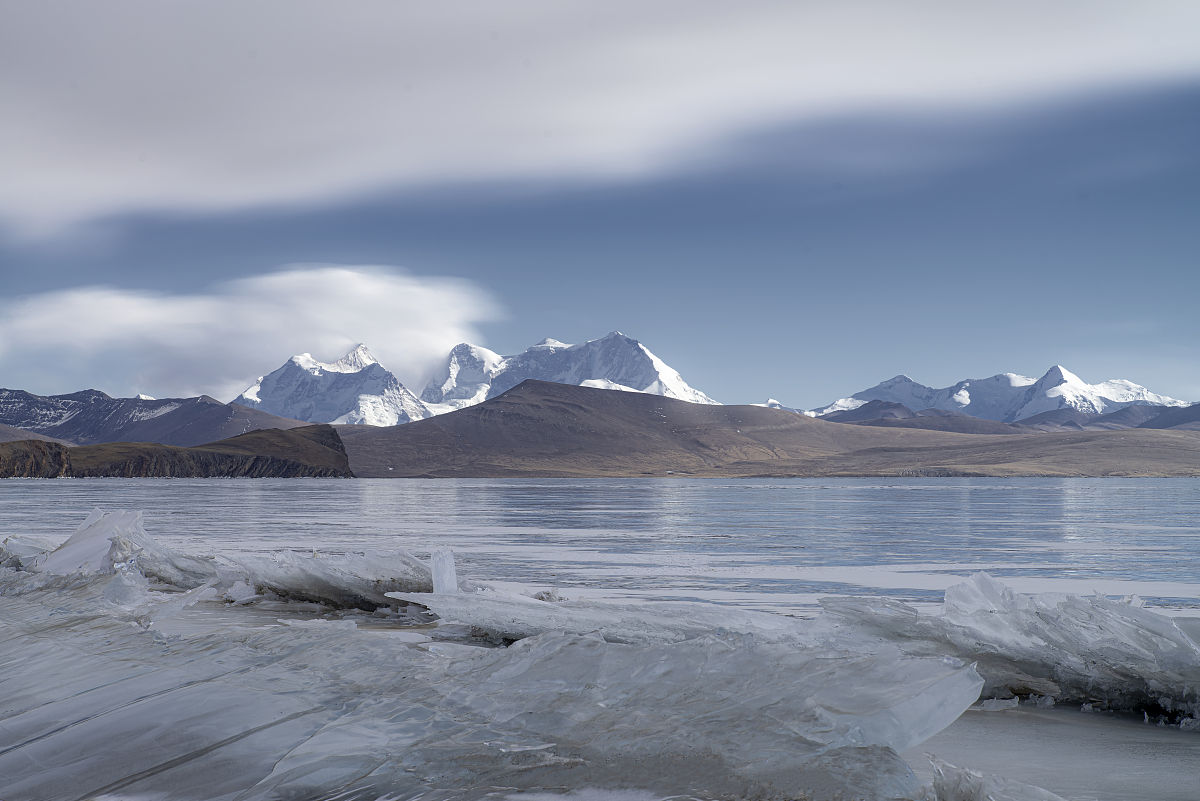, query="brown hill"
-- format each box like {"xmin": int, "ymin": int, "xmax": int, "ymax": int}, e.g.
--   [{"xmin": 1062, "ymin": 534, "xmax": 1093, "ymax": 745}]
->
[
  {"xmin": 0, "ymin": 425, "xmax": 353, "ymax": 478},
  {"xmin": 337, "ymin": 380, "xmax": 1200, "ymax": 478},
  {"xmin": 1139, "ymin": 403, "xmax": 1200, "ymax": 431},
  {"xmin": 0, "ymin": 423, "xmax": 68, "ymax": 445}
]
